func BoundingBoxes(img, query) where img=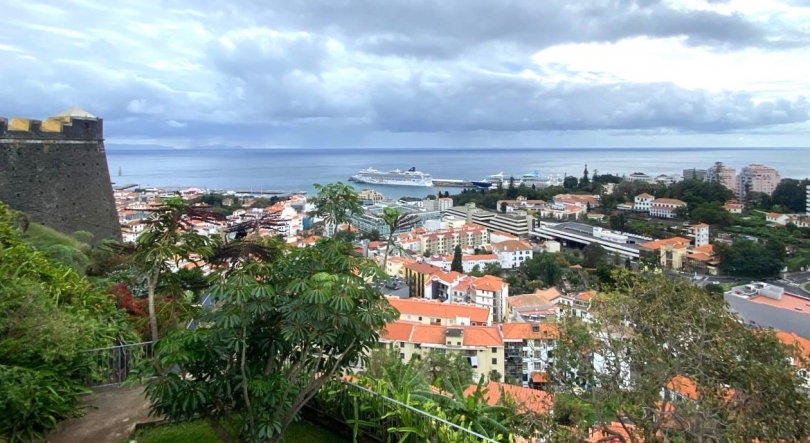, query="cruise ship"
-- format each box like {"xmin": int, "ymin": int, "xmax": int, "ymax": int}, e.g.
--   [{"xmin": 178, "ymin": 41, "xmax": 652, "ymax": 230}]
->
[
  {"xmin": 349, "ymin": 167, "xmax": 434, "ymax": 187},
  {"xmin": 471, "ymin": 172, "xmax": 506, "ymax": 189}
]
